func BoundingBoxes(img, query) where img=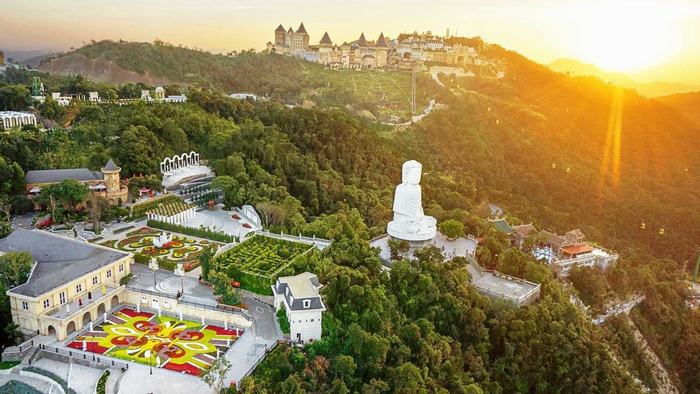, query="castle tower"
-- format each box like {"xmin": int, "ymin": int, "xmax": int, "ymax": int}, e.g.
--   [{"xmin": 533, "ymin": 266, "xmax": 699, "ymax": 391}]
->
[
  {"xmin": 275, "ymin": 24, "xmax": 286, "ymax": 46},
  {"xmin": 296, "ymin": 23, "xmax": 309, "ymax": 51},
  {"xmin": 102, "ymin": 158, "xmax": 121, "ymax": 193}
]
